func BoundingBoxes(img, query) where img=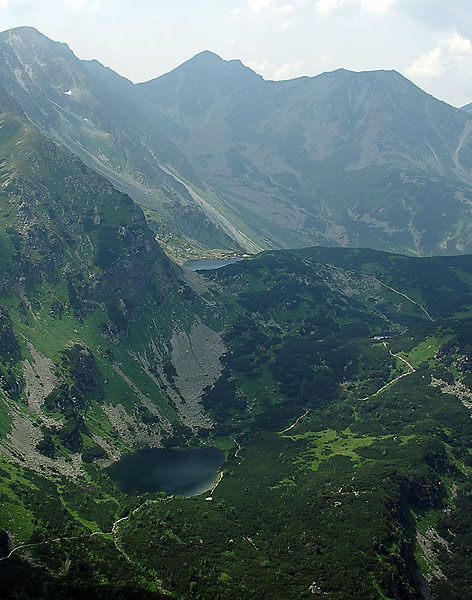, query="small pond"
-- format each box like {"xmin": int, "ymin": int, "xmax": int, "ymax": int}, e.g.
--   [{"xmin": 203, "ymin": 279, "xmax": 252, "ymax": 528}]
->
[
  {"xmin": 183, "ymin": 258, "xmax": 241, "ymax": 271},
  {"xmin": 106, "ymin": 447, "xmax": 223, "ymax": 497}
]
